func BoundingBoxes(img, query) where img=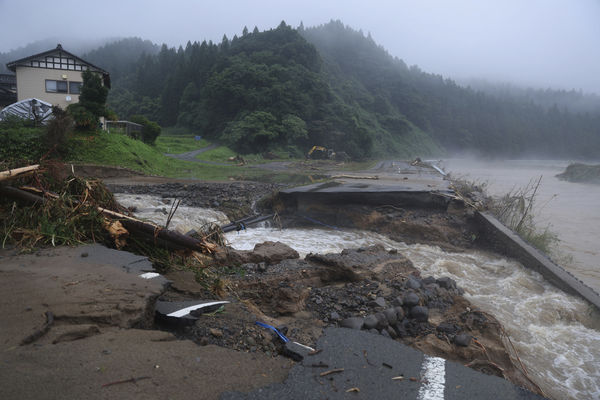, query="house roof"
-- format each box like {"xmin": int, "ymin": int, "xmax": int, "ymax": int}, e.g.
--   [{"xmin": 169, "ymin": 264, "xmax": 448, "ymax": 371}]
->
[{"xmin": 6, "ymin": 44, "xmax": 111, "ymax": 88}]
